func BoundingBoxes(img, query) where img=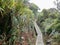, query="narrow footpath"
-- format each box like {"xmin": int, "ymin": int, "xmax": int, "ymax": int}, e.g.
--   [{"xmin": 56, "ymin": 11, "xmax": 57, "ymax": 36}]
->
[{"xmin": 33, "ymin": 21, "xmax": 44, "ymax": 45}]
